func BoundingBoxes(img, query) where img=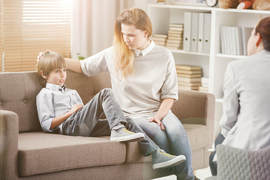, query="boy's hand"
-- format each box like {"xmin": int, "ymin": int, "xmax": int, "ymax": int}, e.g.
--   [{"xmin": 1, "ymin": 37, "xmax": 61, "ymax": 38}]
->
[{"xmin": 69, "ymin": 104, "xmax": 83, "ymax": 114}]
